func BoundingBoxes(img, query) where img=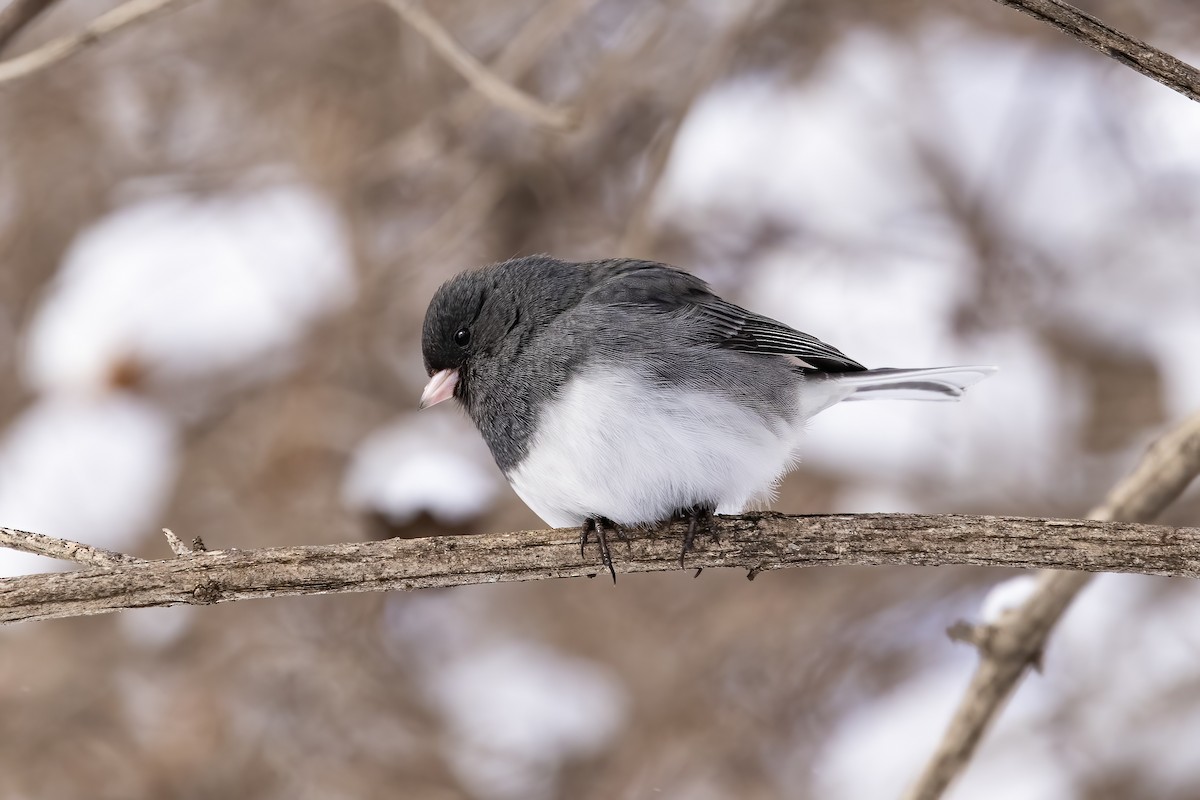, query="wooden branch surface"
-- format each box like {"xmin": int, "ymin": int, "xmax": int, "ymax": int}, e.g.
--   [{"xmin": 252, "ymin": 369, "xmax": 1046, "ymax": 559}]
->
[
  {"xmin": 992, "ymin": 0, "xmax": 1200, "ymax": 103},
  {"xmin": 0, "ymin": 0, "xmax": 195, "ymax": 85},
  {"xmin": 0, "ymin": 0, "xmax": 56, "ymax": 53},
  {"xmin": 384, "ymin": 0, "xmax": 578, "ymax": 130},
  {"xmin": 3, "ymin": 513, "xmax": 1200, "ymax": 625},
  {"xmin": 904, "ymin": 408, "xmax": 1200, "ymax": 800},
  {"xmin": 0, "ymin": 526, "xmax": 144, "ymax": 566}
]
